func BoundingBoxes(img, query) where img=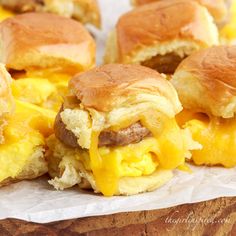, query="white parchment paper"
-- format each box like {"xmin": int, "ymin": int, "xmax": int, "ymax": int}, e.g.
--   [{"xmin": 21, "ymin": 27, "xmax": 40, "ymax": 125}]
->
[{"xmin": 0, "ymin": 0, "xmax": 235, "ymax": 223}]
